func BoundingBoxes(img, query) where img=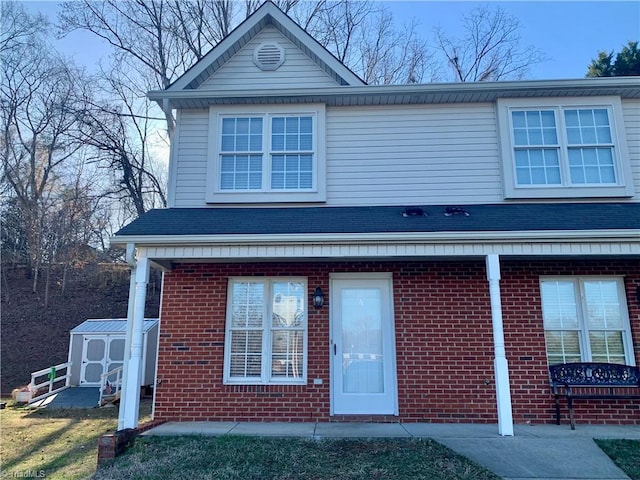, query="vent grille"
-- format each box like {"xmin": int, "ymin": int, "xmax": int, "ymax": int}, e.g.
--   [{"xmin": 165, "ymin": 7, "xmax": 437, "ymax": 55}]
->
[{"xmin": 253, "ymin": 43, "xmax": 285, "ymax": 71}]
